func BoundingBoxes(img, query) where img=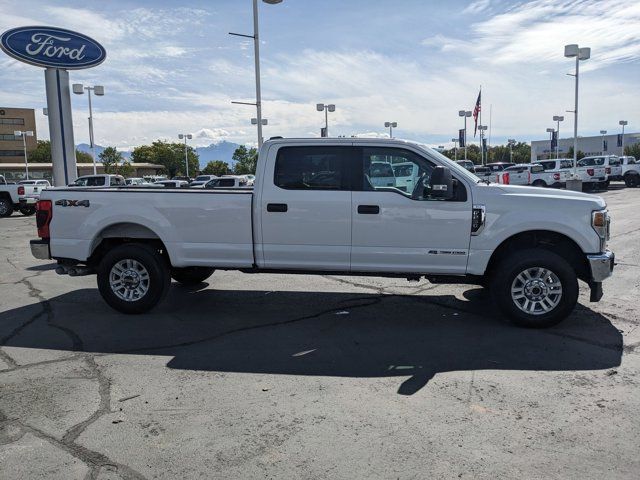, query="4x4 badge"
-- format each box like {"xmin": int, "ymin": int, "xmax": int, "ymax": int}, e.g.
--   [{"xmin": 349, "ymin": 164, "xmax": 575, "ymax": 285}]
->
[{"xmin": 55, "ymin": 199, "xmax": 90, "ymax": 207}]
